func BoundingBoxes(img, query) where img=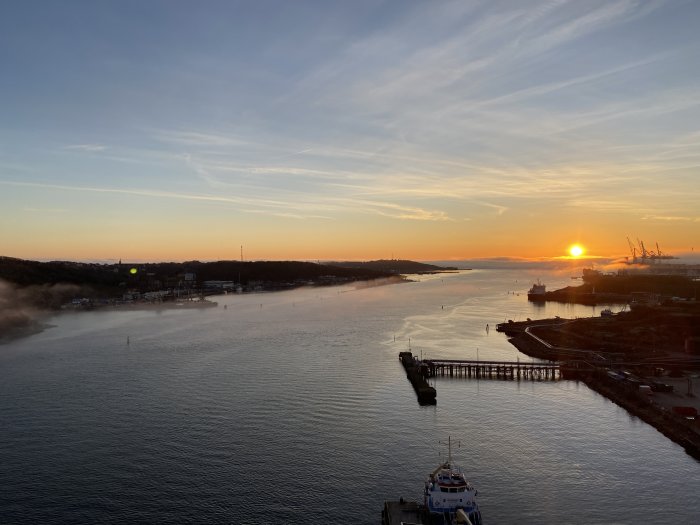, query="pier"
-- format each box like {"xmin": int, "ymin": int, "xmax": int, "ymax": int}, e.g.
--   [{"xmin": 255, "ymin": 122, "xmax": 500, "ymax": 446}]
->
[
  {"xmin": 424, "ymin": 359, "xmax": 561, "ymax": 381},
  {"xmin": 399, "ymin": 350, "xmax": 598, "ymax": 404},
  {"xmin": 399, "ymin": 351, "xmax": 436, "ymax": 405}
]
